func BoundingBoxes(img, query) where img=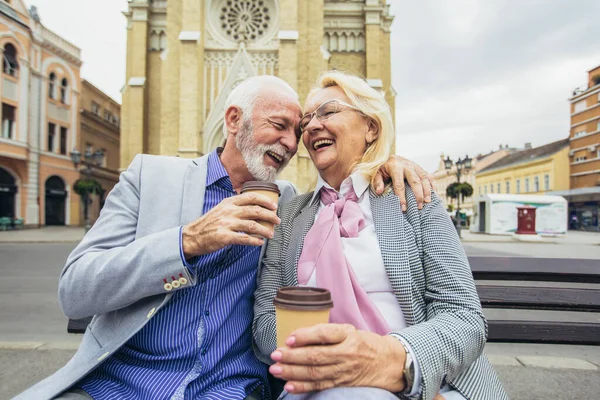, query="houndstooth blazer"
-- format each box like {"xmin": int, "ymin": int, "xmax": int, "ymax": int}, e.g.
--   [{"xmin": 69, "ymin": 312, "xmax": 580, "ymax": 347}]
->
[{"xmin": 253, "ymin": 187, "xmax": 508, "ymax": 400}]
